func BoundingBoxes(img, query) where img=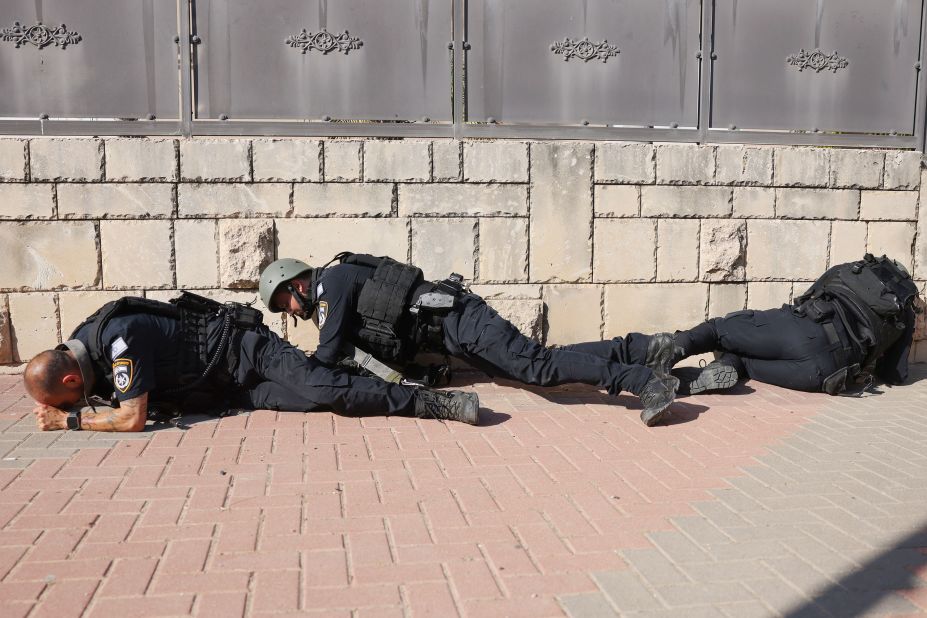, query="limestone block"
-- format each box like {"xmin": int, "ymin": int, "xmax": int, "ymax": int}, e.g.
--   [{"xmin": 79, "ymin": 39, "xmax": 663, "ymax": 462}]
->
[
  {"xmin": 594, "ymin": 185, "xmax": 639, "ymax": 217},
  {"xmin": 830, "ymin": 221, "xmax": 868, "ymax": 266},
  {"xmin": 57, "ymin": 183, "xmax": 173, "ymax": 219},
  {"xmin": 747, "ymin": 282, "xmax": 792, "ymax": 310},
  {"xmin": 364, "ymin": 140, "xmax": 430, "ymax": 182},
  {"xmin": 178, "ymin": 184, "xmax": 290, "ymax": 217},
  {"xmin": 294, "ymin": 183, "xmax": 392, "ymax": 217},
  {"xmin": 105, "ymin": 138, "xmax": 177, "ymax": 181},
  {"xmin": 180, "ymin": 139, "xmax": 250, "ymax": 181},
  {"xmin": 709, "ymin": 283, "xmax": 747, "ymax": 317},
  {"xmin": 400, "ymin": 184, "xmax": 527, "ymax": 217},
  {"xmin": 101, "ymin": 220, "xmax": 173, "ymax": 289},
  {"xmin": 604, "ymin": 283, "xmax": 707, "ymax": 334},
  {"xmin": 715, "ymin": 145, "xmax": 773, "ymax": 185},
  {"xmin": 0, "ymin": 184, "xmax": 54, "ymax": 219},
  {"xmin": 432, "ymin": 141, "xmax": 461, "ymax": 181},
  {"xmin": 595, "ymin": 143, "xmax": 655, "ymax": 184},
  {"xmin": 859, "ymin": 191, "xmax": 918, "ymax": 221},
  {"xmin": 733, "ymin": 187, "xmax": 775, "ymax": 219},
  {"xmin": 0, "ymin": 140, "xmax": 27, "ymax": 180},
  {"xmin": 594, "ymin": 219, "xmax": 656, "ymax": 282},
  {"xmin": 656, "ymin": 219, "xmax": 699, "ymax": 282},
  {"xmin": 486, "ymin": 299, "xmax": 544, "ymax": 342},
  {"xmin": 175, "ymin": 220, "xmax": 218, "ymax": 288},
  {"xmin": 252, "ymin": 139, "xmax": 321, "ymax": 182},
  {"xmin": 700, "ymin": 220, "xmax": 746, "ymax": 282},
  {"xmin": 867, "ymin": 222, "xmax": 916, "ymax": 271},
  {"xmin": 912, "ymin": 294, "xmax": 926, "ymax": 341},
  {"xmin": 746, "ymin": 220, "xmax": 829, "ymax": 280},
  {"xmin": 470, "ymin": 284, "xmax": 541, "ymax": 299},
  {"xmin": 829, "ymin": 149, "xmax": 884, "ymax": 189},
  {"xmin": 478, "ymin": 218, "xmax": 528, "ymax": 283},
  {"xmin": 530, "ymin": 143, "xmax": 593, "ymax": 282},
  {"xmin": 0, "ymin": 297, "xmax": 11, "ymax": 363},
  {"xmin": 774, "ymin": 147, "xmax": 829, "ymax": 187},
  {"xmin": 58, "ymin": 291, "xmax": 126, "ymax": 336},
  {"xmin": 276, "ymin": 218, "xmax": 409, "ymax": 266},
  {"xmin": 287, "ymin": 317, "xmax": 320, "ymax": 352},
  {"xmin": 464, "ymin": 141, "xmax": 528, "ymax": 182},
  {"xmin": 0, "ymin": 222, "xmax": 99, "ymax": 290},
  {"xmin": 544, "ymin": 285, "xmax": 602, "ymax": 345},
  {"xmin": 641, "ymin": 186, "xmax": 732, "ymax": 218},
  {"xmin": 219, "ymin": 220, "xmax": 275, "ymax": 289},
  {"xmin": 918, "ymin": 172, "xmax": 927, "ymax": 279},
  {"xmin": 775, "ymin": 188, "xmax": 858, "ymax": 220},
  {"xmin": 9, "ymin": 293, "xmax": 58, "ymax": 362},
  {"xmin": 30, "ymin": 139, "xmax": 103, "ymax": 181},
  {"xmin": 411, "ymin": 218, "xmax": 476, "ymax": 281},
  {"xmin": 656, "ymin": 143, "xmax": 715, "ymax": 185},
  {"xmin": 883, "ymin": 151, "xmax": 922, "ymax": 190},
  {"xmin": 323, "ymin": 140, "xmax": 362, "ymax": 181},
  {"xmin": 914, "ymin": 341, "xmax": 927, "ymax": 363}
]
